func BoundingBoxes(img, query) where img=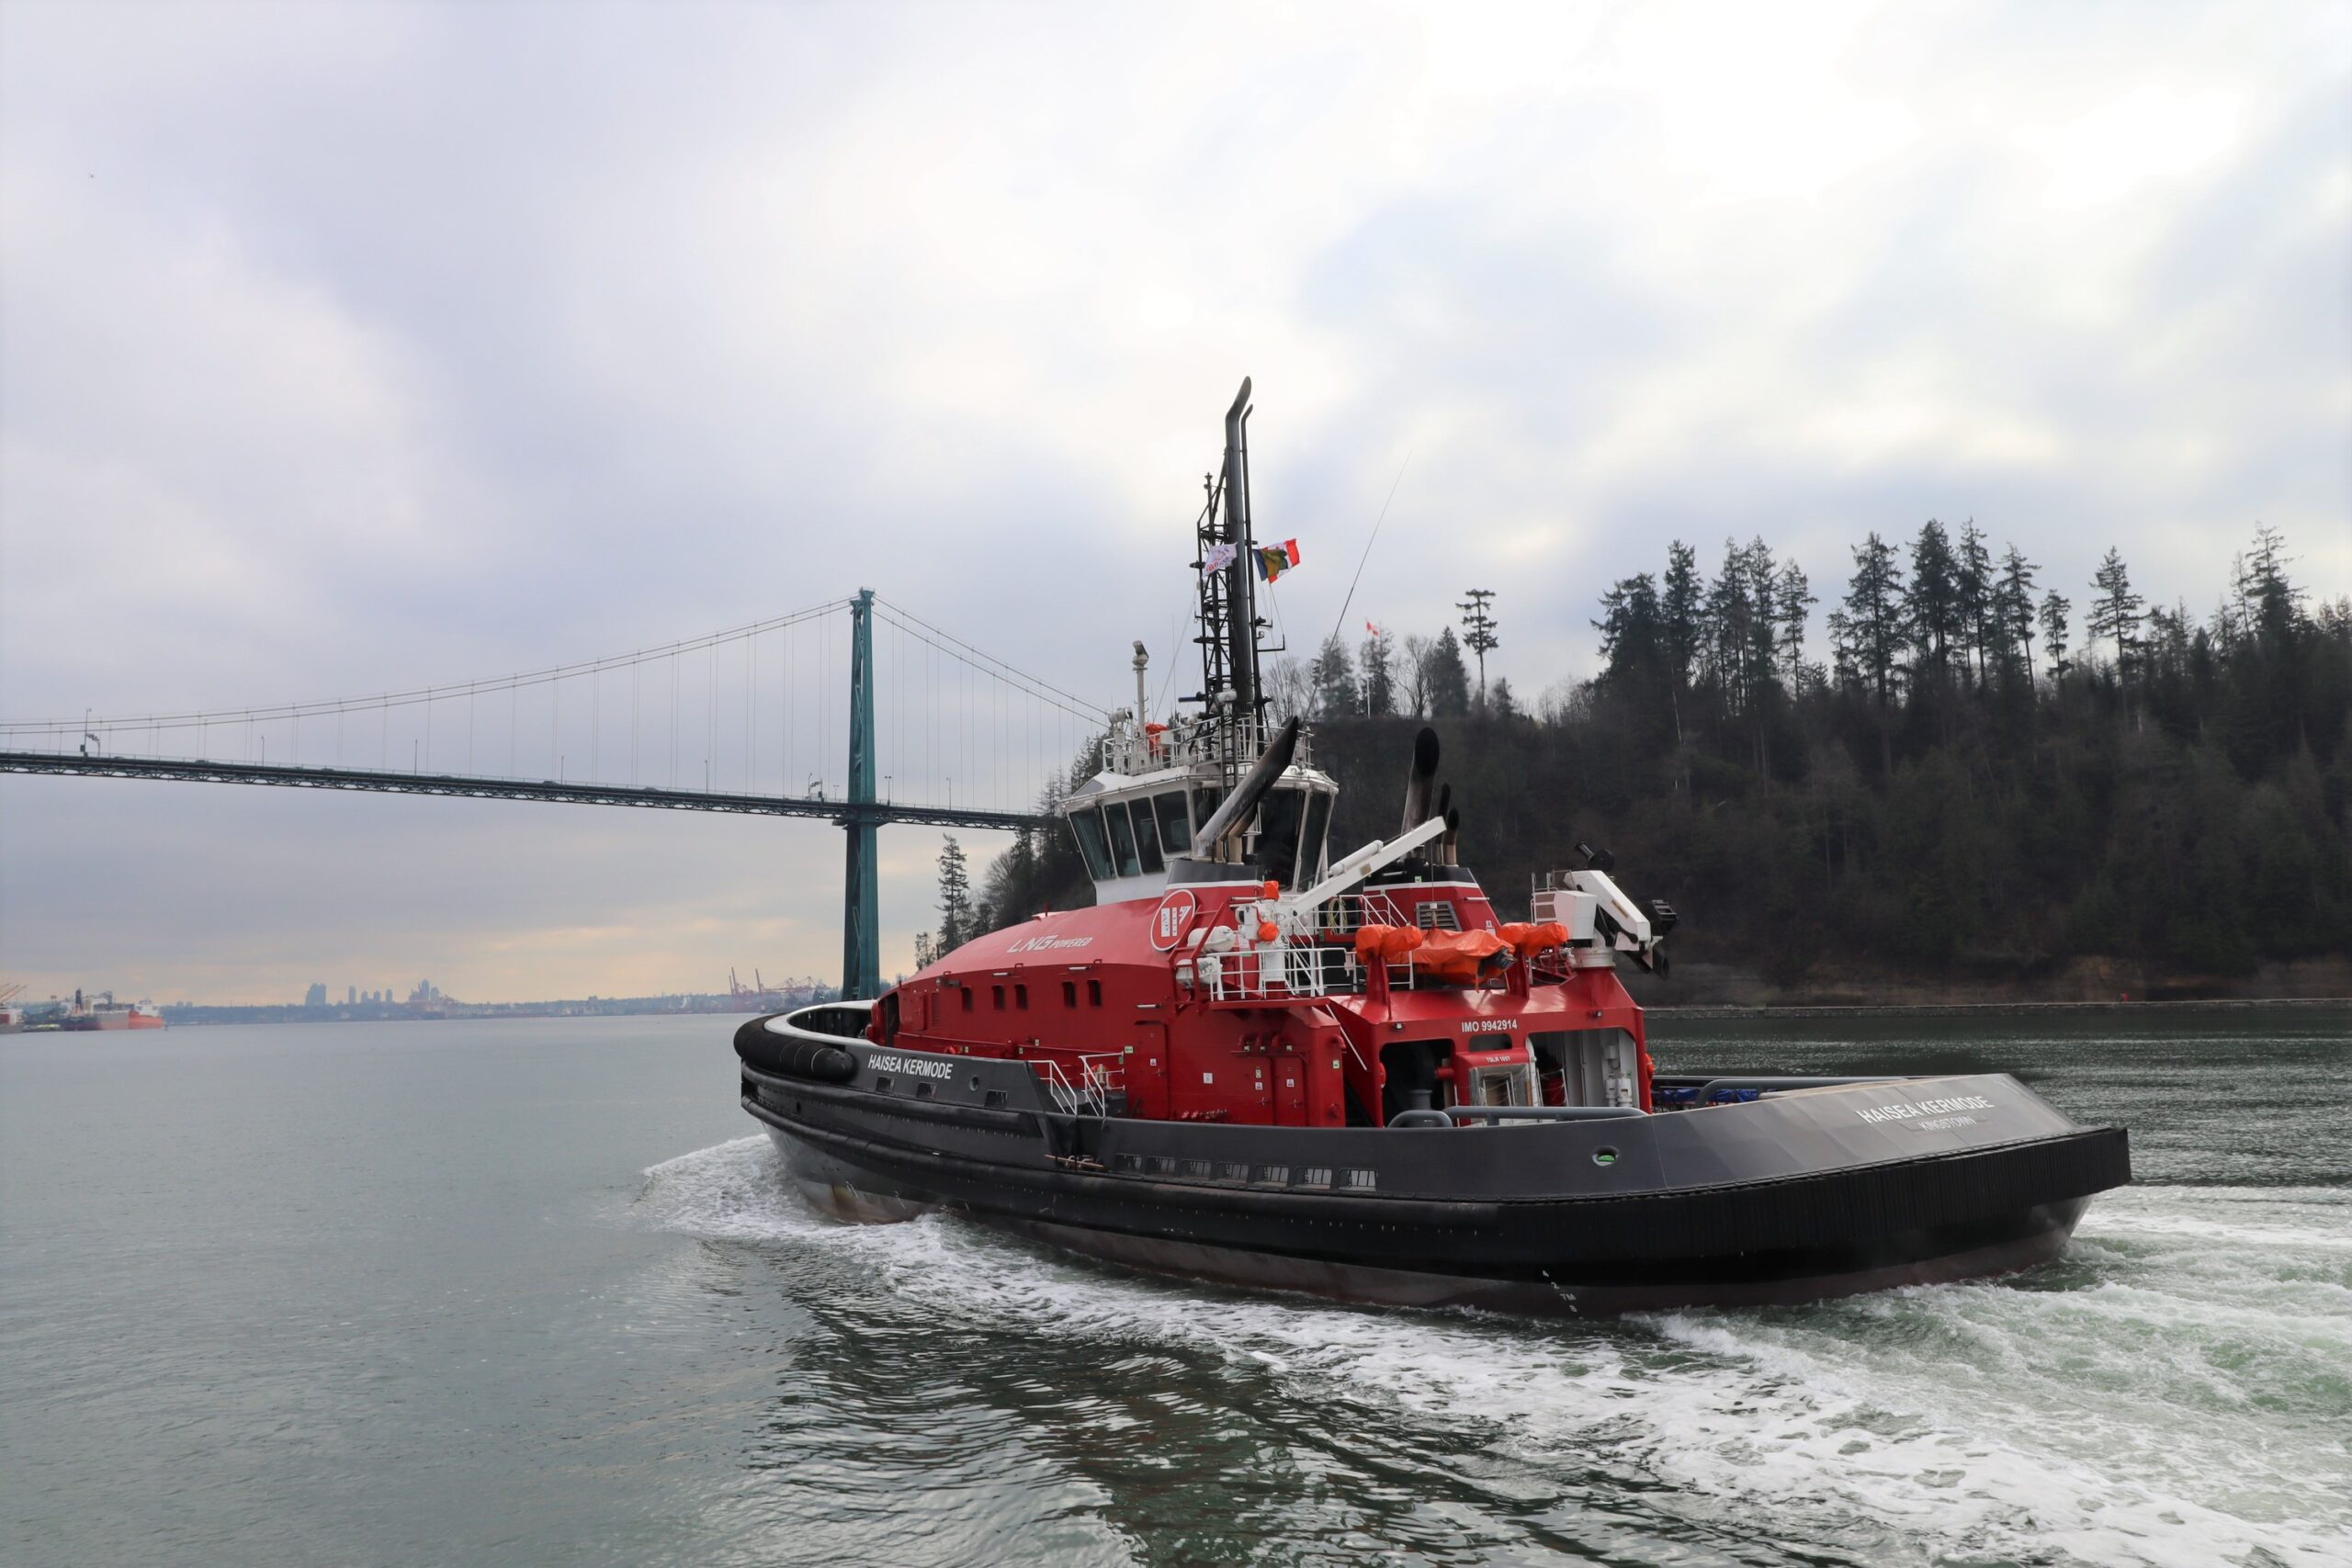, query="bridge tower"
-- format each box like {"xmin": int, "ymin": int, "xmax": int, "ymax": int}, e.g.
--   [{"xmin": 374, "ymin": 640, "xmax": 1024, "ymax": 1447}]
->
[{"xmin": 839, "ymin": 588, "xmax": 883, "ymax": 1000}]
